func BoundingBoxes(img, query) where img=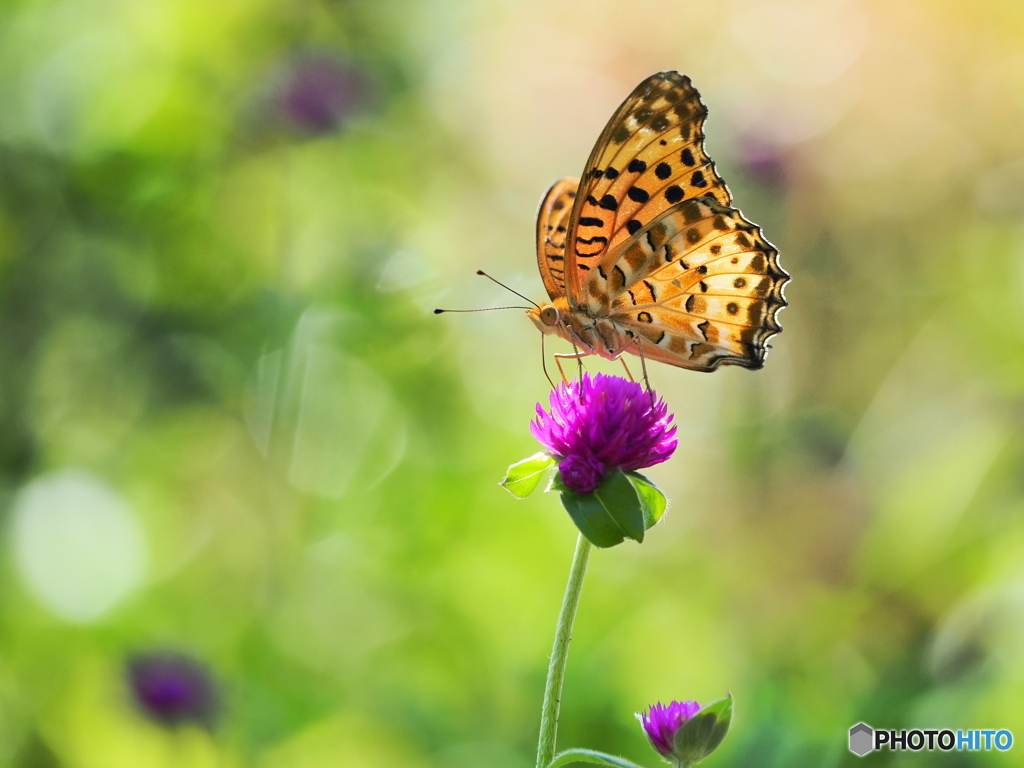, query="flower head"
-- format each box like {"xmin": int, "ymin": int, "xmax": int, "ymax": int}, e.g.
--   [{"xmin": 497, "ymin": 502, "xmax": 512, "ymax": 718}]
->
[
  {"xmin": 275, "ymin": 54, "xmax": 369, "ymax": 135},
  {"xmin": 637, "ymin": 700, "xmax": 702, "ymax": 758},
  {"xmin": 531, "ymin": 374, "xmax": 677, "ymax": 494},
  {"xmin": 126, "ymin": 652, "xmax": 218, "ymax": 727},
  {"xmin": 736, "ymin": 134, "xmax": 791, "ymax": 191}
]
